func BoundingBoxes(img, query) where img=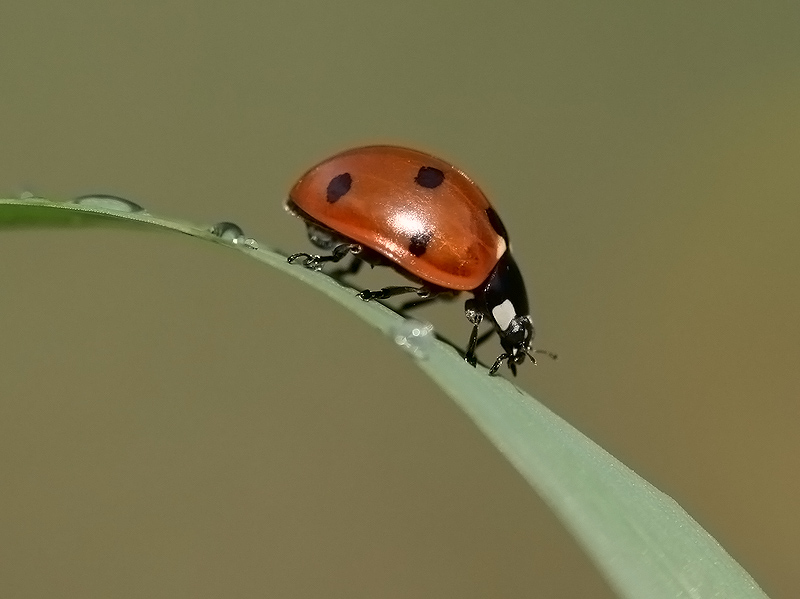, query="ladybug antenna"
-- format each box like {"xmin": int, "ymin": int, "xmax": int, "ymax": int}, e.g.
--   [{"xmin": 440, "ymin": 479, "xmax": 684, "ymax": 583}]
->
[{"xmin": 525, "ymin": 349, "xmax": 558, "ymax": 365}]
